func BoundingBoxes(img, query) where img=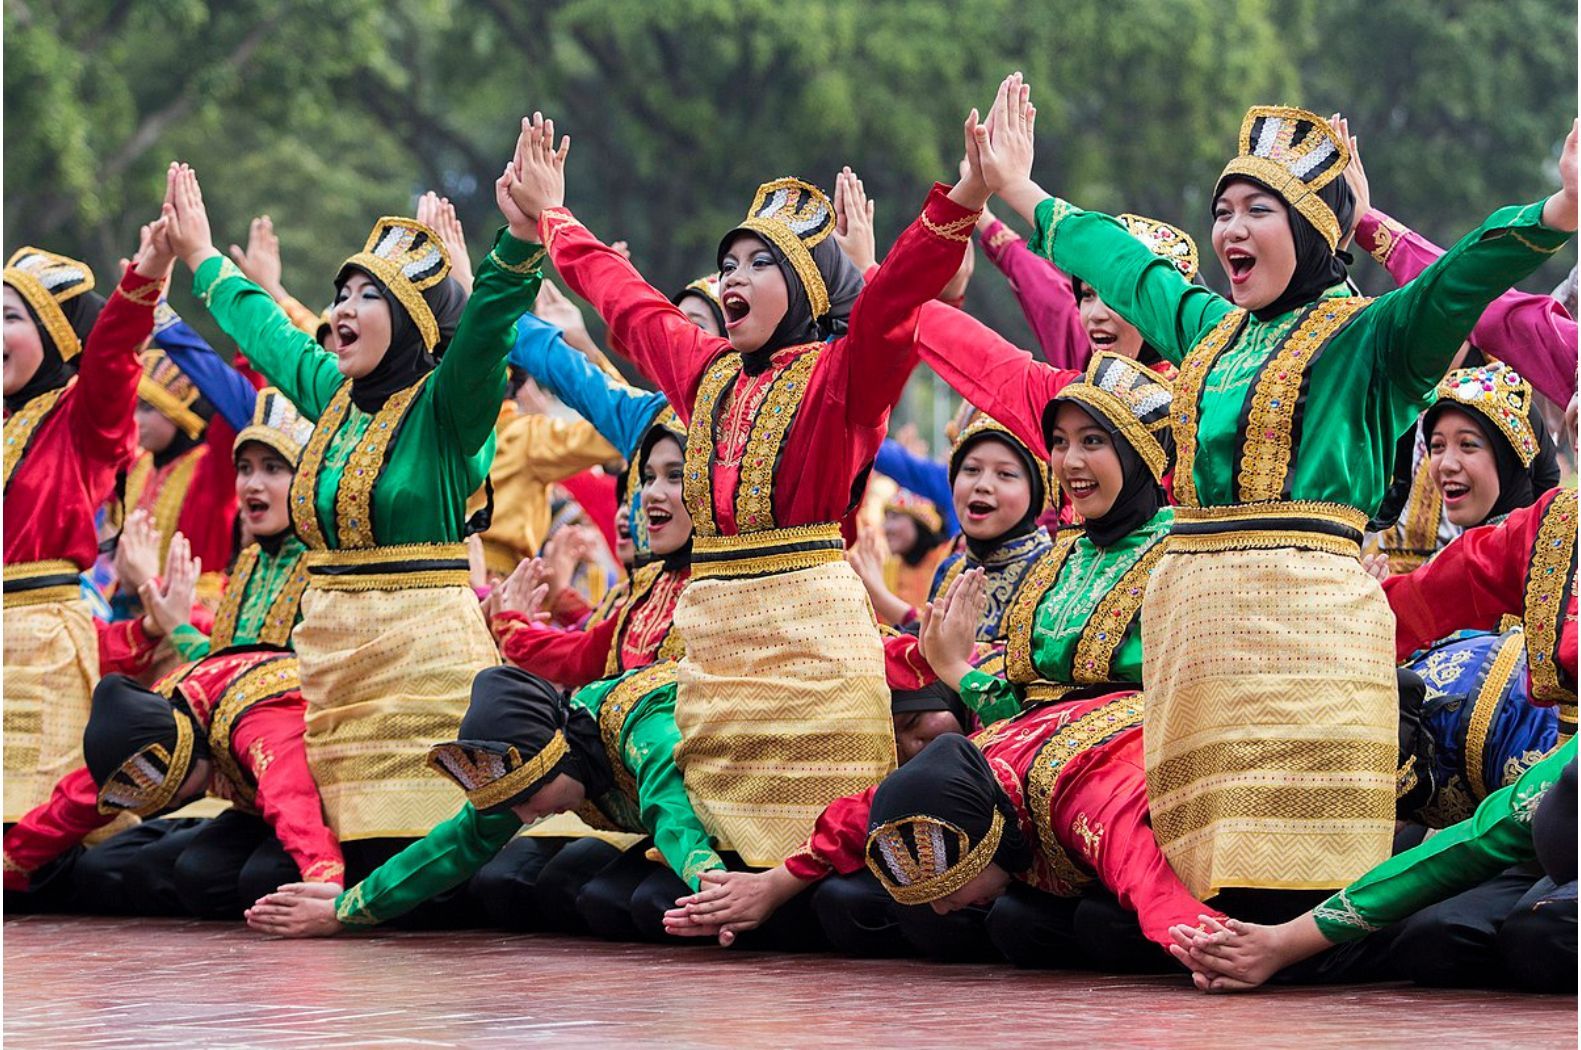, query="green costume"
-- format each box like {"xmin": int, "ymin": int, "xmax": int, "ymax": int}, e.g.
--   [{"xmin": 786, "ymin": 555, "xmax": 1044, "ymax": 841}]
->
[
  {"xmin": 334, "ymin": 662, "xmax": 724, "ymax": 927},
  {"xmin": 170, "ymin": 536, "xmax": 309, "ymax": 661},
  {"xmin": 1314, "ymin": 736, "xmax": 1576, "ymax": 942}
]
